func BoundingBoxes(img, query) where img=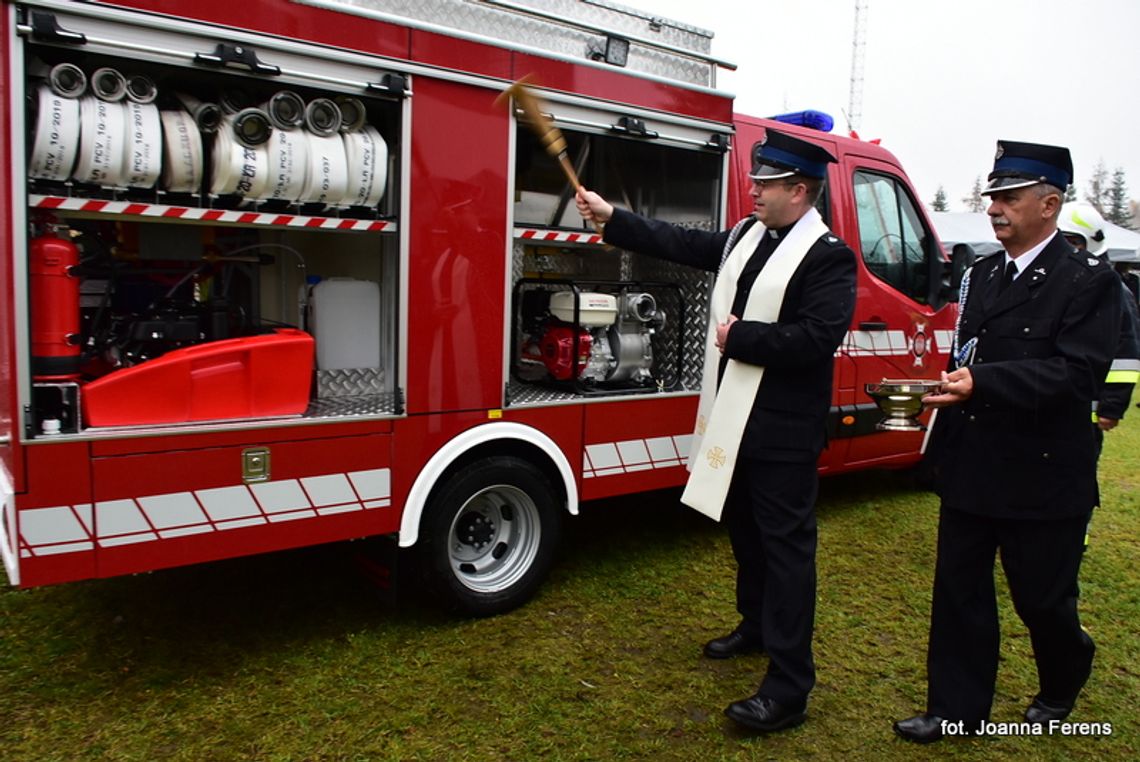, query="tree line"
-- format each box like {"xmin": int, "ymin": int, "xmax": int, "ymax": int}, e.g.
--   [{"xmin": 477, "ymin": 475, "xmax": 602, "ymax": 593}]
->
[{"xmin": 930, "ymin": 160, "xmax": 1135, "ymax": 230}]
